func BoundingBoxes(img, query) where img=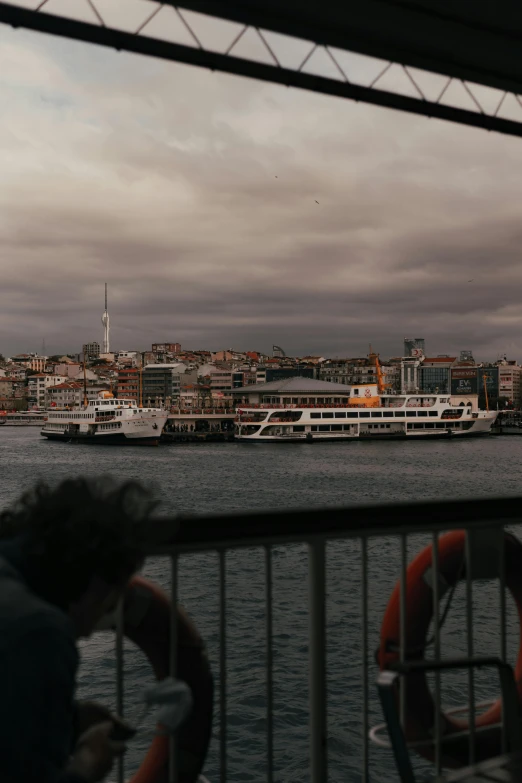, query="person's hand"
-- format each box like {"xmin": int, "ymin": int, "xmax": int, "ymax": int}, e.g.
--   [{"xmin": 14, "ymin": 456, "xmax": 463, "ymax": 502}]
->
[
  {"xmin": 67, "ymin": 721, "xmax": 126, "ymax": 783},
  {"xmin": 76, "ymin": 700, "xmax": 136, "ymax": 741}
]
